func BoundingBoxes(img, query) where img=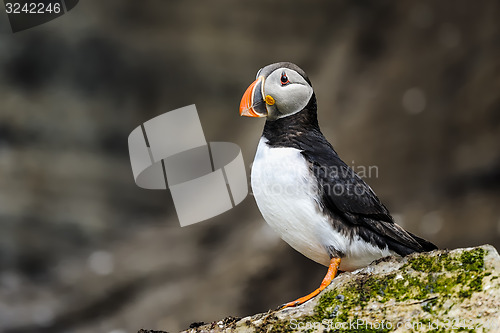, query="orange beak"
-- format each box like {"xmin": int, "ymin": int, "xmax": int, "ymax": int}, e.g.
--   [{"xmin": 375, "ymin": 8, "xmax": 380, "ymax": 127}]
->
[{"xmin": 240, "ymin": 76, "xmax": 267, "ymax": 117}]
